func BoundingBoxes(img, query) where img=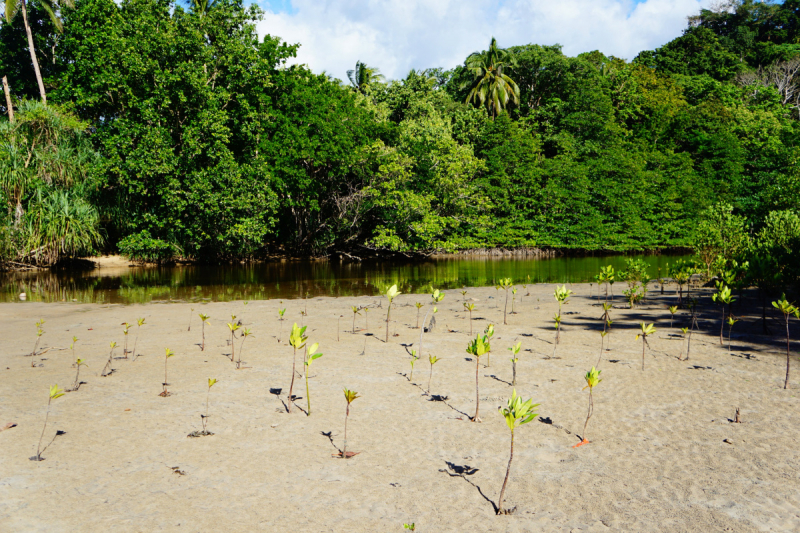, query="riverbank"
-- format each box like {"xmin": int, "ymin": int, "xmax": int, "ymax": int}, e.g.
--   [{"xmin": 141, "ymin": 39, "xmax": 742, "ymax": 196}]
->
[{"xmin": 1, "ymin": 283, "xmax": 798, "ymax": 532}]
